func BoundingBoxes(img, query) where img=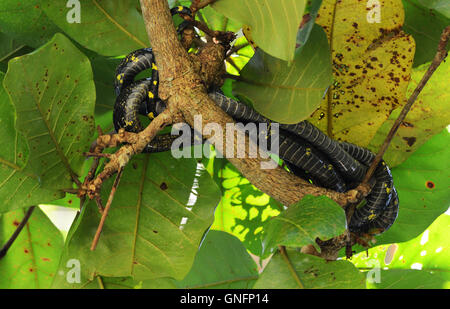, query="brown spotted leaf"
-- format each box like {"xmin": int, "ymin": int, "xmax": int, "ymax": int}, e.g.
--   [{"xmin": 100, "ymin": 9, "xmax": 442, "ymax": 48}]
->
[
  {"xmin": 3, "ymin": 33, "xmax": 96, "ymax": 190},
  {"xmin": 310, "ymin": 0, "xmax": 415, "ymax": 146},
  {"xmin": 368, "ymin": 59, "xmax": 450, "ymax": 167},
  {"xmin": 0, "ymin": 72, "xmax": 63, "ymax": 213}
]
